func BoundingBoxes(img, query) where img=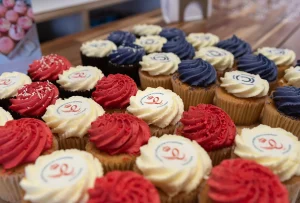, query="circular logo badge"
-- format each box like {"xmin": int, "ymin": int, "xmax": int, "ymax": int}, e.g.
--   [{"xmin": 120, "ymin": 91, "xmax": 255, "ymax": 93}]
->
[
  {"xmin": 56, "ymin": 101, "xmax": 90, "ymax": 117},
  {"xmin": 141, "ymin": 38, "xmax": 158, "ymax": 45},
  {"xmin": 150, "ymin": 53, "xmax": 170, "ymax": 62},
  {"xmin": 90, "ymin": 42, "xmax": 107, "ymax": 48},
  {"xmin": 193, "ymin": 35, "xmax": 210, "ymax": 41},
  {"xmin": 232, "ymin": 73, "xmax": 256, "ymax": 85},
  {"xmin": 0, "ymin": 76, "xmax": 18, "ymax": 89},
  {"xmin": 140, "ymin": 92, "xmax": 169, "ymax": 108},
  {"xmin": 67, "ymin": 70, "xmax": 92, "ymax": 80},
  {"xmin": 40, "ymin": 155, "xmax": 86, "ymax": 188},
  {"xmin": 266, "ymin": 48, "xmax": 286, "ymax": 56},
  {"xmin": 205, "ymin": 49, "xmax": 227, "ymax": 57},
  {"xmin": 295, "ymin": 67, "xmax": 300, "ymax": 72}
]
